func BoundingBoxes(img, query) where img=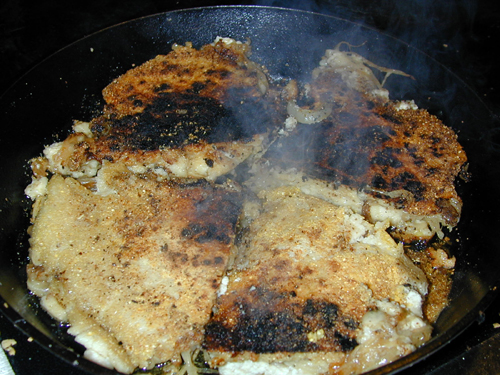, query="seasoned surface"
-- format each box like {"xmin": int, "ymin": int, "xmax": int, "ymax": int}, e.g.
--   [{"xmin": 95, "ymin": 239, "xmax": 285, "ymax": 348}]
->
[
  {"xmin": 97, "ymin": 40, "xmax": 278, "ymax": 148},
  {"xmin": 103, "ymin": 41, "xmax": 262, "ymax": 119},
  {"xmin": 265, "ymin": 69, "xmax": 467, "ymax": 224},
  {"xmin": 204, "ymin": 187, "xmax": 427, "ymax": 354},
  {"xmin": 44, "ymin": 39, "xmax": 282, "ymax": 181},
  {"xmin": 25, "ymin": 41, "xmax": 467, "ymax": 375},
  {"xmin": 27, "ymin": 163, "xmax": 241, "ymax": 372}
]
